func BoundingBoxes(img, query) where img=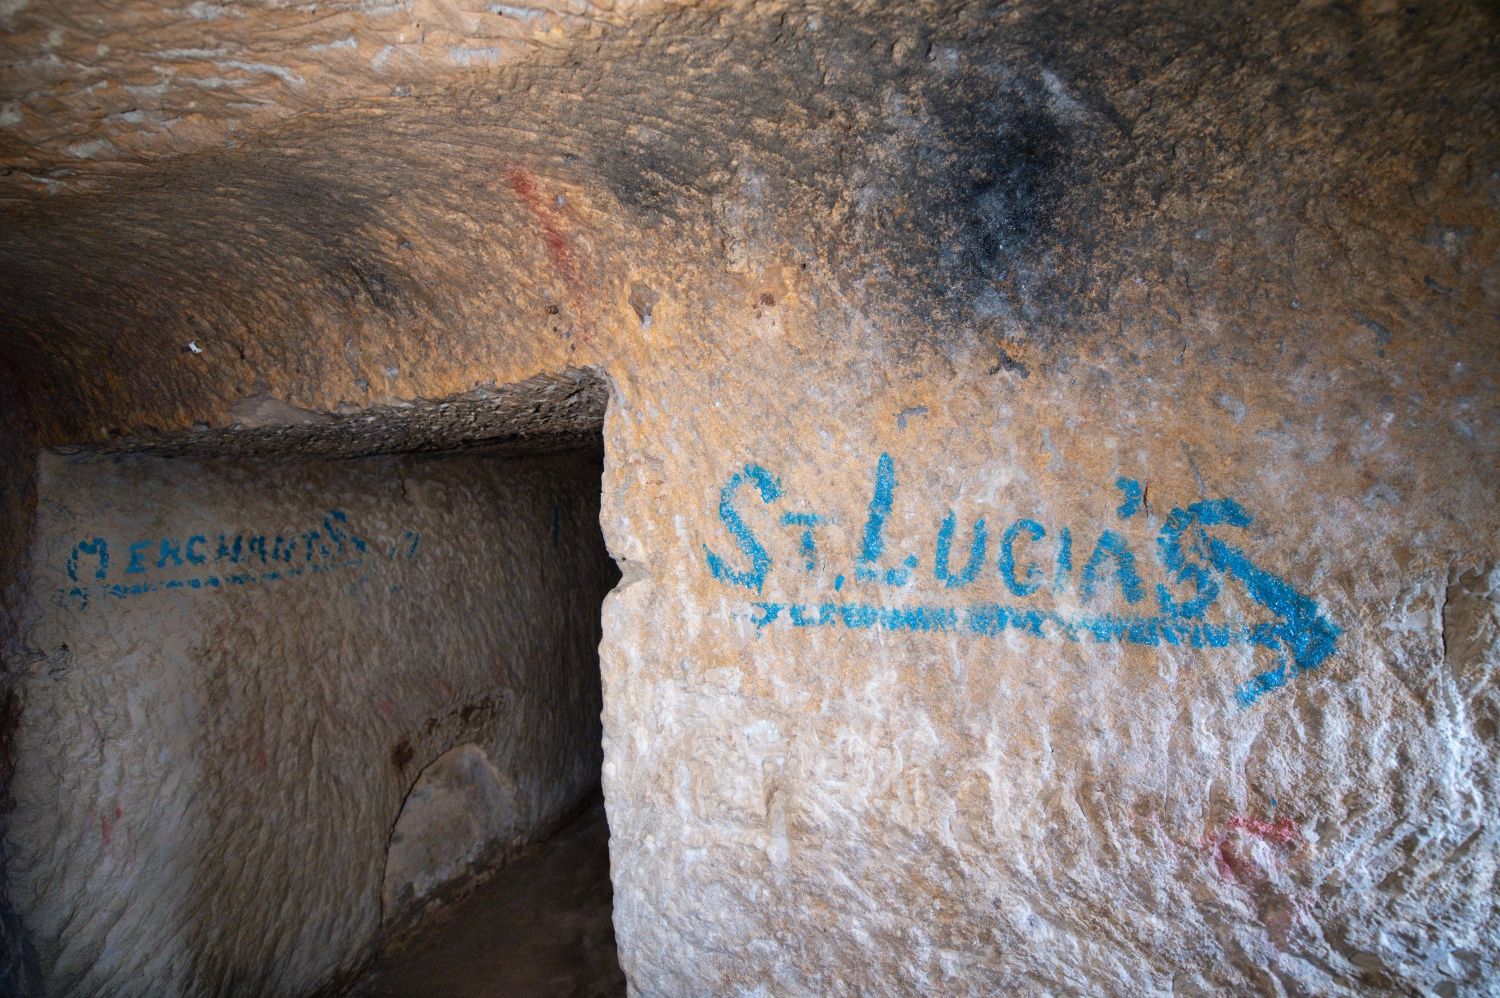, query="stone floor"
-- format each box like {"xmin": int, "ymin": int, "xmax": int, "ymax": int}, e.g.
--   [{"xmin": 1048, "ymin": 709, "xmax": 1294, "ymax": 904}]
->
[{"xmin": 353, "ymin": 798, "xmax": 626, "ymax": 997}]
